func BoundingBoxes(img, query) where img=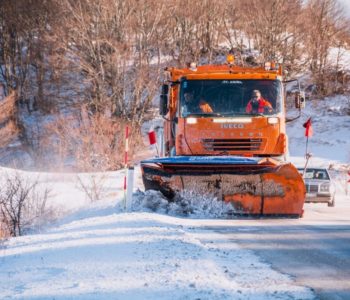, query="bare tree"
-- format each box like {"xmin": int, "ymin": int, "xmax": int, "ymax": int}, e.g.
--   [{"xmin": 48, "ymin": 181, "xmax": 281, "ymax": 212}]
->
[
  {"xmin": 0, "ymin": 0, "xmax": 31, "ymax": 98},
  {"xmin": 195, "ymin": 0, "xmax": 225, "ymax": 63},
  {"xmin": 304, "ymin": 0, "xmax": 349, "ymax": 95},
  {"xmin": 56, "ymin": 0, "xmax": 161, "ymax": 124},
  {"xmin": 0, "ymin": 173, "xmax": 51, "ymax": 237},
  {"xmin": 236, "ymin": 0, "xmax": 305, "ymax": 74},
  {"xmin": 0, "ymin": 0, "xmax": 349, "ymax": 172},
  {"xmin": 0, "ymin": 92, "xmax": 18, "ymax": 146},
  {"xmin": 36, "ymin": 105, "xmax": 142, "ymax": 171},
  {"xmin": 0, "ymin": 0, "xmax": 61, "ymax": 107},
  {"xmin": 76, "ymin": 173, "xmax": 109, "ymax": 202},
  {"xmin": 222, "ymin": 1, "xmax": 246, "ymax": 55}
]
